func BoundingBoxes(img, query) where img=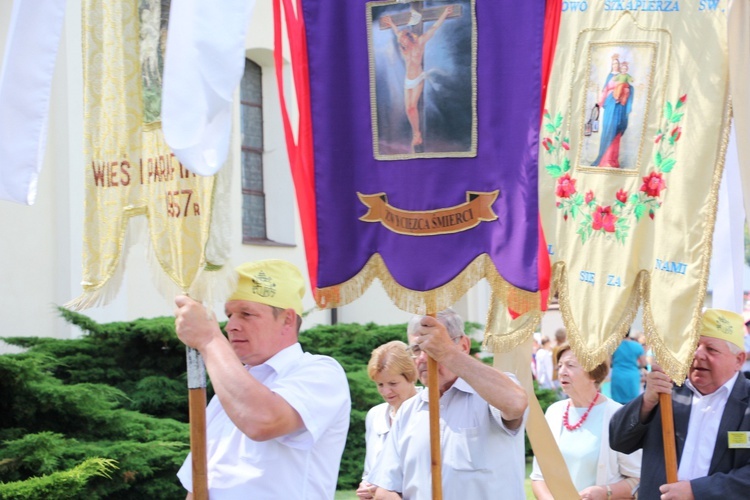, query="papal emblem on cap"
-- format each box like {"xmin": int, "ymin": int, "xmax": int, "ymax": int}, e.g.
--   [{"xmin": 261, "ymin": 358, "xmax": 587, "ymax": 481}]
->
[{"xmin": 251, "ymin": 270, "xmax": 277, "ymax": 298}]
